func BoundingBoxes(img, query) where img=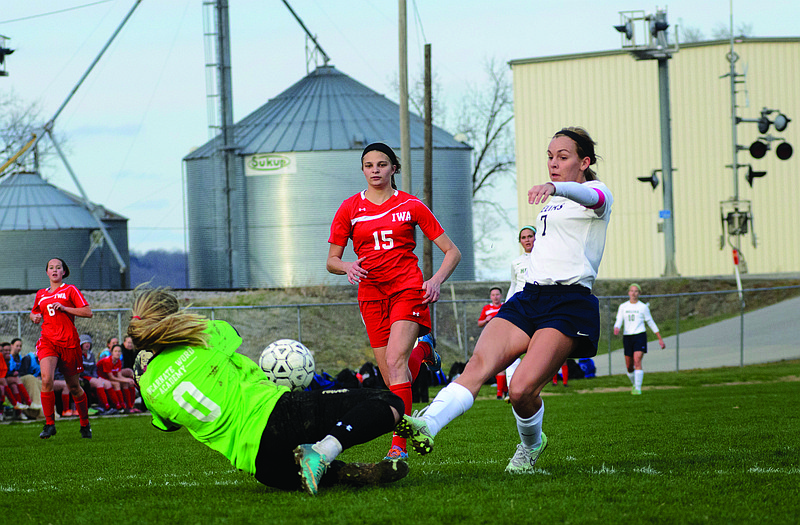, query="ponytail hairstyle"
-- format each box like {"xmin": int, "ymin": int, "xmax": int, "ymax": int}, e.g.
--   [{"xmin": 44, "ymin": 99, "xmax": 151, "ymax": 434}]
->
[
  {"xmin": 553, "ymin": 127, "xmax": 600, "ymax": 181},
  {"xmin": 127, "ymin": 286, "xmax": 209, "ymax": 357}
]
